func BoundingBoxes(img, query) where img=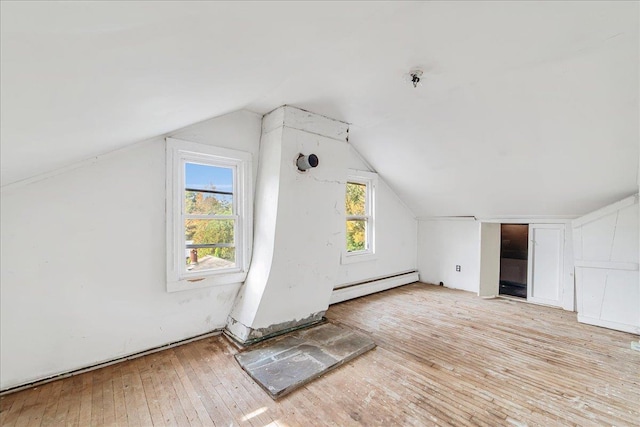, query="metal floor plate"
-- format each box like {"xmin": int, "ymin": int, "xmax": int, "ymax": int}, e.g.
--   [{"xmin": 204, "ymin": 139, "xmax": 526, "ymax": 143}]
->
[{"xmin": 234, "ymin": 322, "xmax": 376, "ymax": 399}]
